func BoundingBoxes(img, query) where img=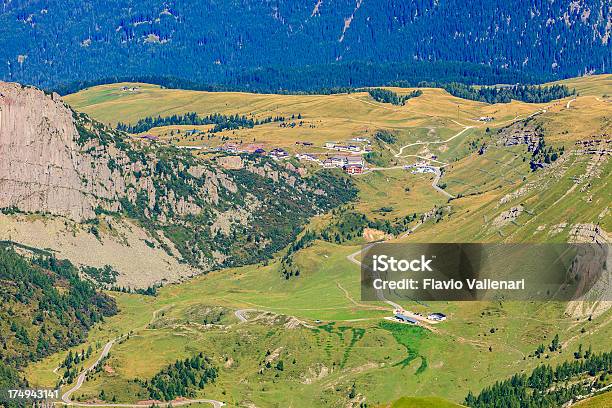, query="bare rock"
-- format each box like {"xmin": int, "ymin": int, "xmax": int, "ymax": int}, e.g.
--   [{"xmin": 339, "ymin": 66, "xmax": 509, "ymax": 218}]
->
[
  {"xmin": 1, "ymin": 83, "xmax": 94, "ymax": 220},
  {"xmin": 217, "ymin": 155, "xmax": 243, "ymax": 170},
  {"xmin": 491, "ymin": 205, "xmax": 524, "ymax": 227},
  {"xmin": 569, "ymin": 223, "xmax": 610, "ymax": 244}
]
